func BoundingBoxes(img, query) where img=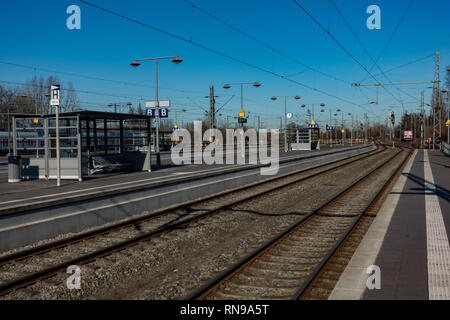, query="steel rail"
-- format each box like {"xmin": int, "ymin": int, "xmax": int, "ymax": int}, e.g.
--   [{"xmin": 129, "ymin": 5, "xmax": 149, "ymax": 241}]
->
[
  {"xmin": 184, "ymin": 147, "xmax": 407, "ymax": 300},
  {"xmin": 0, "ymin": 145, "xmax": 385, "ymax": 296},
  {"xmin": 0, "ymin": 145, "xmax": 373, "ymax": 217},
  {"xmin": 291, "ymin": 148, "xmax": 412, "ymax": 299},
  {"xmin": 0, "ymin": 146, "xmax": 383, "ymax": 267}
]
